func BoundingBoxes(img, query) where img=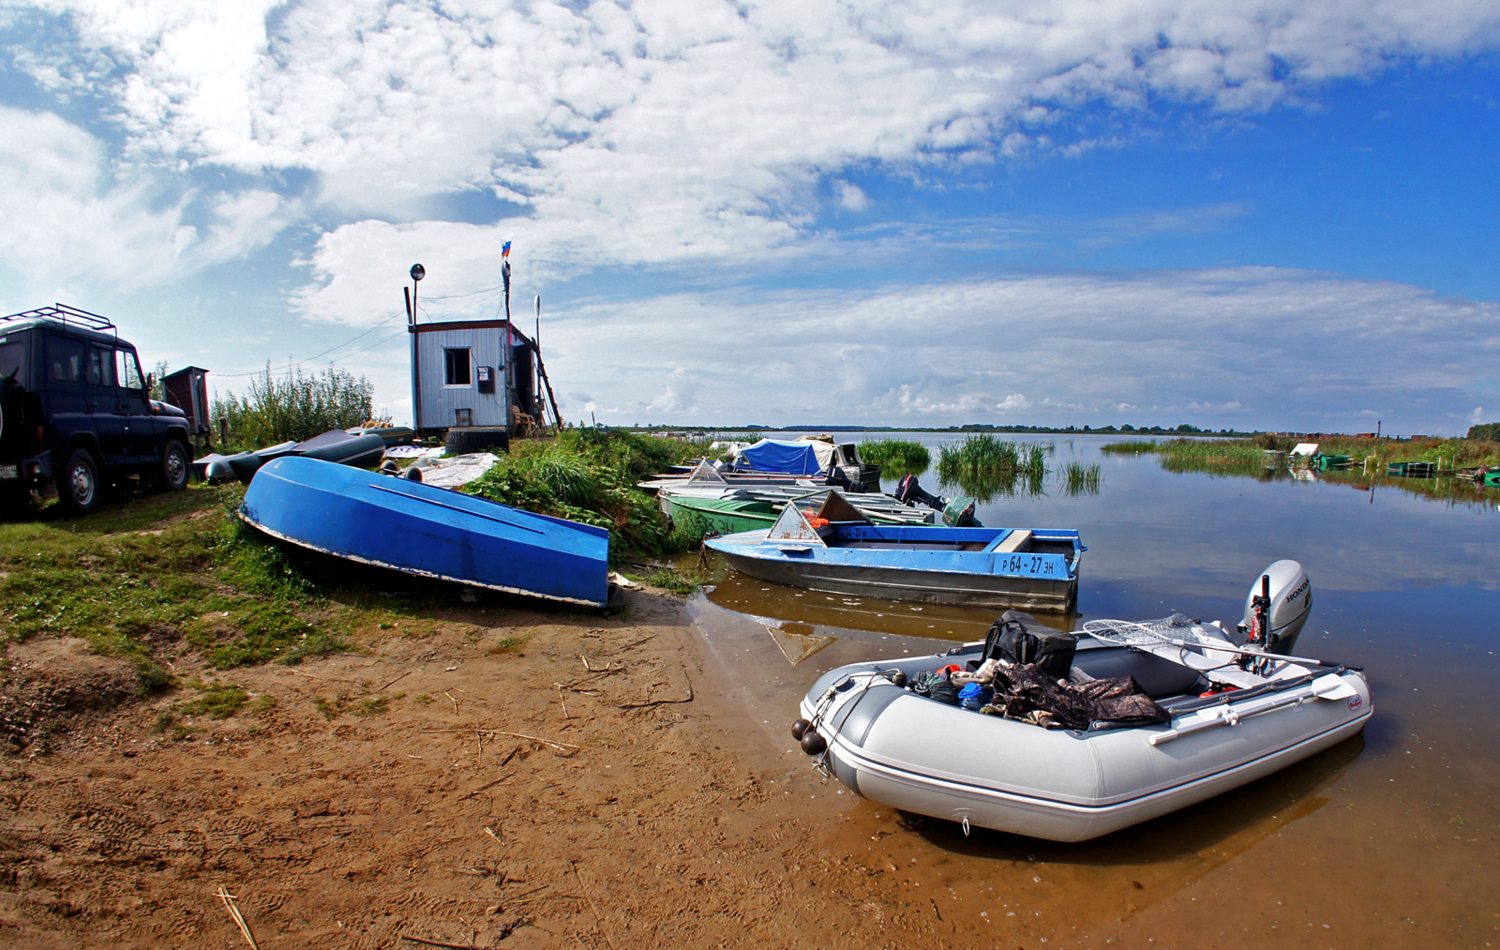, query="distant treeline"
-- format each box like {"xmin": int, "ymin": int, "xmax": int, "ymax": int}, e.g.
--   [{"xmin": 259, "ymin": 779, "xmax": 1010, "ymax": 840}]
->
[{"xmin": 1469, "ymin": 422, "xmax": 1500, "ymax": 441}]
